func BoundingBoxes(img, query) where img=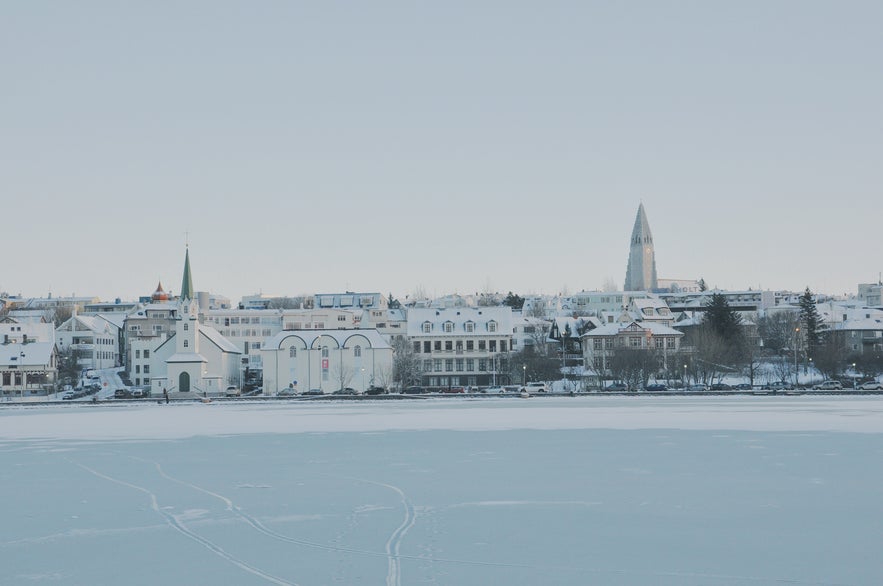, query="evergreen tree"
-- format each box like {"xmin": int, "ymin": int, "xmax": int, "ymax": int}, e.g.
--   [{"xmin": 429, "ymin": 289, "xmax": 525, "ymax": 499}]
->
[
  {"xmin": 798, "ymin": 287, "xmax": 822, "ymax": 356},
  {"xmin": 503, "ymin": 291, "xmax": 525, "ymax": 310},
  {"xmin": 698, "ymin": 278, "xmax": 707, "ymax": 292},
  {"xmin": 702, "ymin": 293, "xmax": 745, "ymax": 364}
]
